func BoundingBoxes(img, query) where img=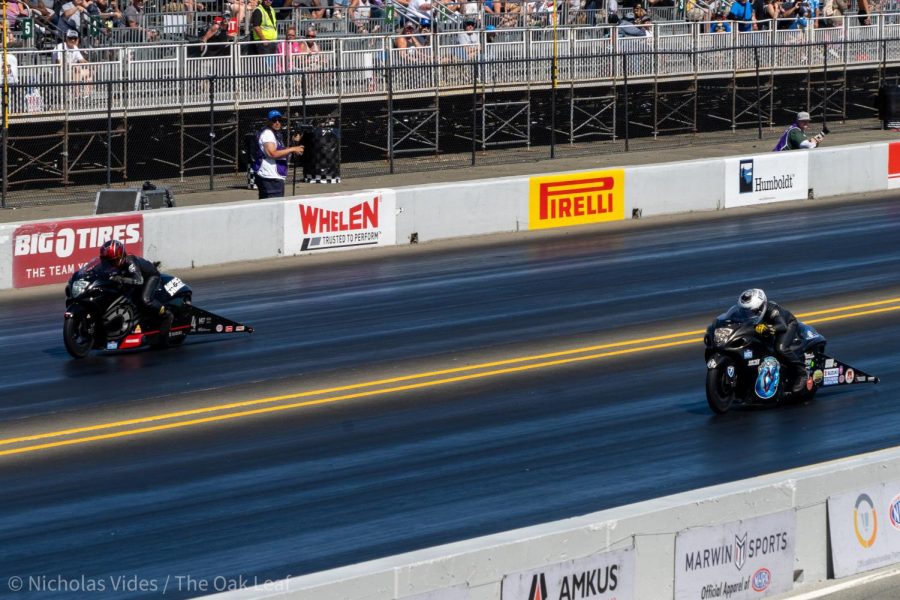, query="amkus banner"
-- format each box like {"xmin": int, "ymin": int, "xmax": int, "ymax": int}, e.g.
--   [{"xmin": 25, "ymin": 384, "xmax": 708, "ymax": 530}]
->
[
  {"xmin": 283, "ymin": 190, "xmax": 396, "ymax": 254},
  {"xmin": 828, "ymin": 481, "xmax": 900, "ymax": 578},
  {"xmin": 501, "ymin": 548, "xmax": 634, "ymax": 600},
  {"xmin": 674, "ymin": 510, "xmax": 796, "ymax": 600},
  {"xmin": 725, "ymin": 153, "xmax": 808, "ymax": 208}
]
